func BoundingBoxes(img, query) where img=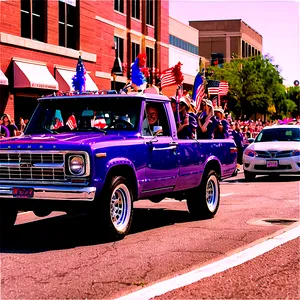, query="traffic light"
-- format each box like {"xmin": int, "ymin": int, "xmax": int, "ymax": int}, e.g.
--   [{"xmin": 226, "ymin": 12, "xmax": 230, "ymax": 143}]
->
[{"xmin": 211, "ymin": 53, "xmax": 224, "ymax": 67}]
